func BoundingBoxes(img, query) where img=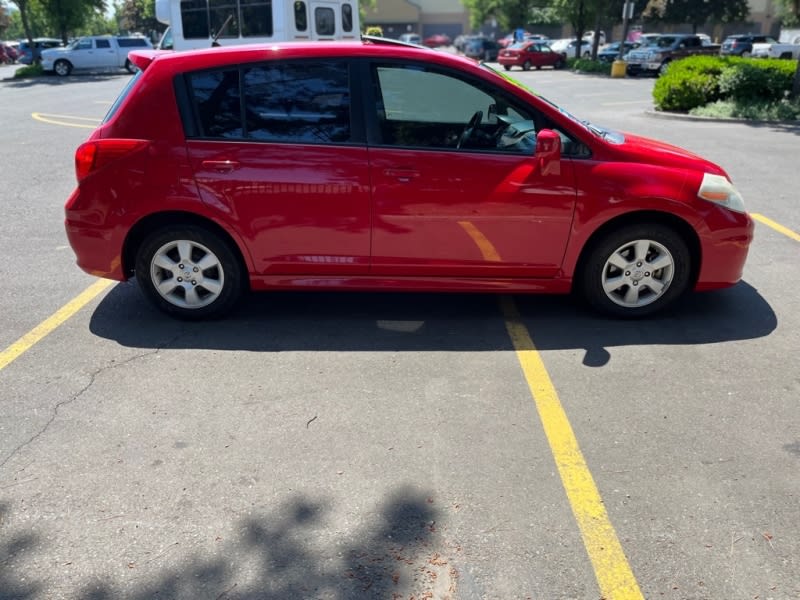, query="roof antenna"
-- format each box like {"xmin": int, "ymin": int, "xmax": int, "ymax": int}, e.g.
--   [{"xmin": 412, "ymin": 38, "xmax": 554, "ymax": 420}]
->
[{"xmin": 212, "ymin": 14, "xmax": 234, "ymax": 47}]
